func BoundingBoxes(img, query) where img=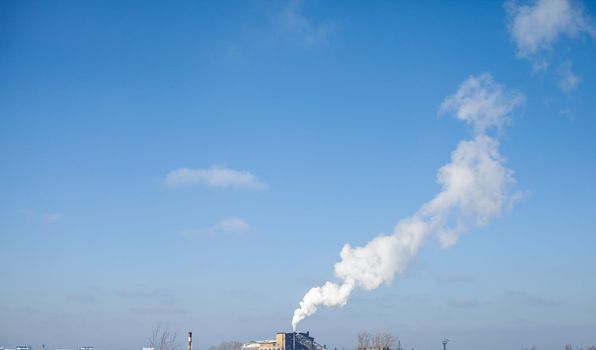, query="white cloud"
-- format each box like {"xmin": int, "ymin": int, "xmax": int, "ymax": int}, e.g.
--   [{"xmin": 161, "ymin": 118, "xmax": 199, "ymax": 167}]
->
[
  {"xmin": 278, "ymin": 0, "xmax": 335, "ymax": 47},
  {"xmin": 180, "ymin": 217, "xmax": 251, "ymax": 237},
  {"xmin": 42, "ymin": 212, "xmax": 63, "ymax": 224},
  {"xmin": 506, "ymin": 0, "xmax": 595, "ymax": 93},
  {"xmin": 440, "ymin": 73, "xmax": 524, "ymax": 134},
  {"xmin": 506, "ymin": 0, "xmax": 596, "ymax": 59},
  {"xmin": 164, "ymin": 166, "xmax": 267, "ymax": 190},
  {"xmin": 558, "ymin": 60, "xmax": 581, "ymax": 91},
  {"xmin": 214, "ymin": 217, "xmax": 251, "ymax": 232}
]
